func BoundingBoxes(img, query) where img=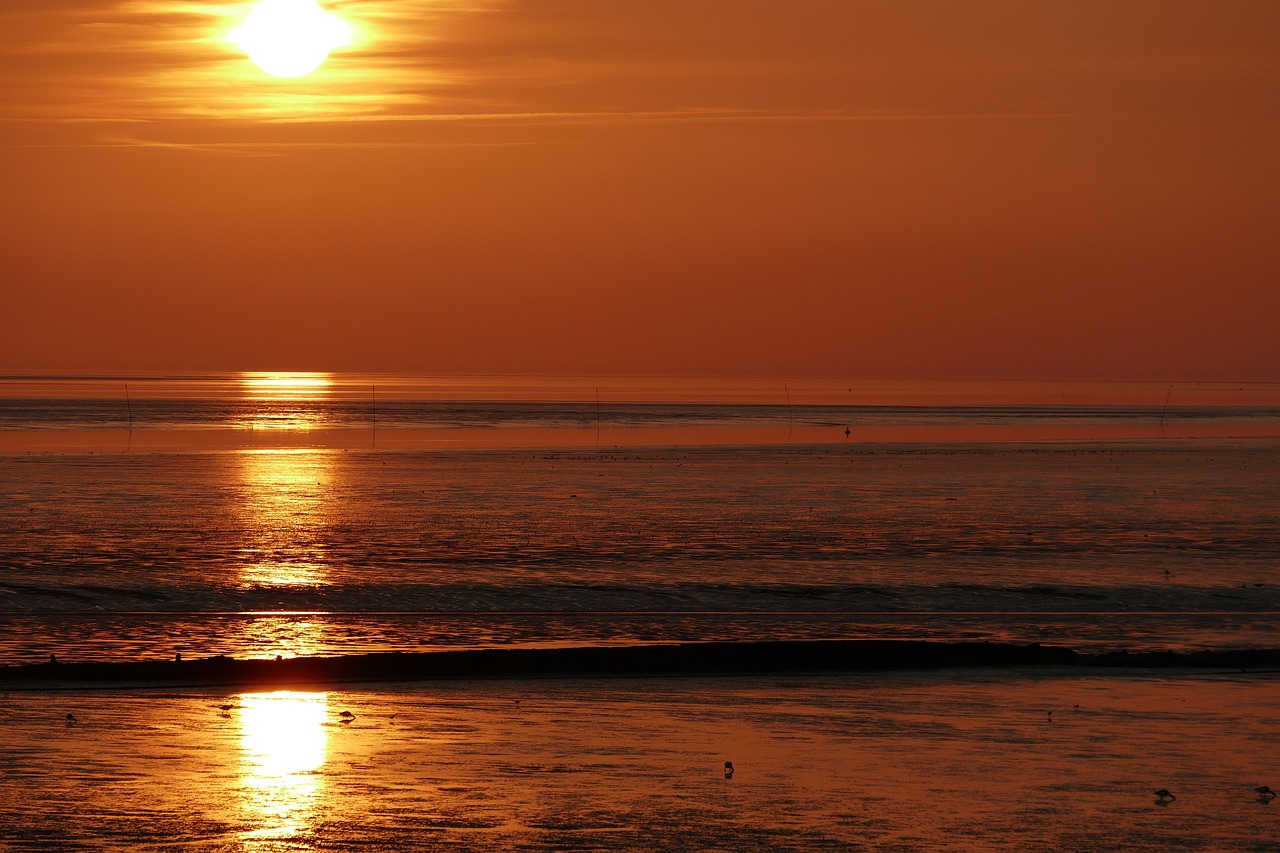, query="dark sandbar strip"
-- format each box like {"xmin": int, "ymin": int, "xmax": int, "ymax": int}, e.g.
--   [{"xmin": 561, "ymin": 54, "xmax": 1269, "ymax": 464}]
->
[{"xmin": 3, "ymin": 641, "xmax": 1279, "ymax": 689}]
